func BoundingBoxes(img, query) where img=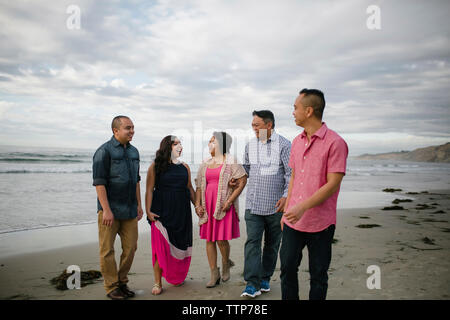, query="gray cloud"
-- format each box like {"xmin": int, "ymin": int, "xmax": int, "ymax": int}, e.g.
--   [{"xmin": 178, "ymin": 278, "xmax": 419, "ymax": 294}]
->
[{"xmin": 0, "ymin": 0, "xmax": 449, "ymax": 154}]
